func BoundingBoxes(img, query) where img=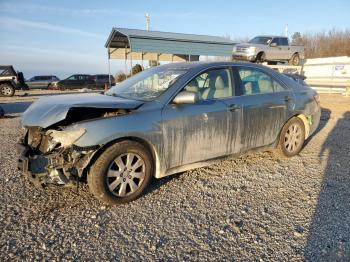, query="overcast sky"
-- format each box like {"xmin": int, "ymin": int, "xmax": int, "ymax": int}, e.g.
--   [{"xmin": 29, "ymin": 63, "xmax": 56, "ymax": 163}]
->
[{"xmin": 0, "ymin": 0, "xmax": 349, "ymax": 79}]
